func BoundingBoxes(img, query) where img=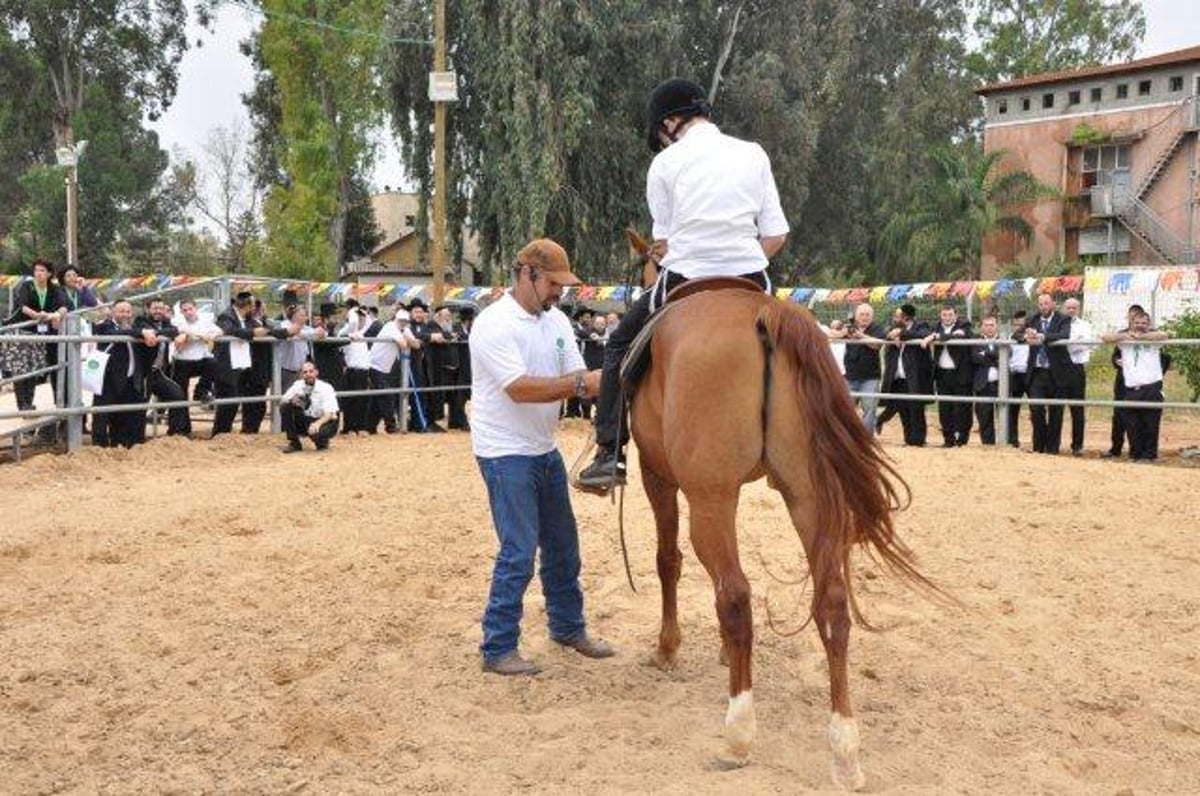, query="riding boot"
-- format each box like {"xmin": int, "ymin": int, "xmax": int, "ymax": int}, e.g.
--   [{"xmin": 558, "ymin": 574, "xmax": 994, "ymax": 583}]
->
[{"xmin": 576, "ymin": 444, "xmax": 627, "ymax": 492}]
